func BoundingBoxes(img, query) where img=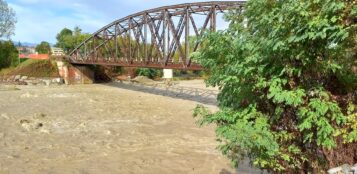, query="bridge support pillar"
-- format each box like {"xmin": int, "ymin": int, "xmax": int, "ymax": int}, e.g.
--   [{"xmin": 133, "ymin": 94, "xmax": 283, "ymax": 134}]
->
[
  {"xmin": 56, "ymin": 61, "xmax": 94, "ymax": 84},
  {"xmin": 163, "ymin": 69, "xmax": 173, "ymax": 79},
  {"xmin": 56, "ymin": 61, "xmax": 69, "ymax": 85},
  {"xmin": 163, "ymin": 69, "xmax": 173, "ymax": 85}
]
